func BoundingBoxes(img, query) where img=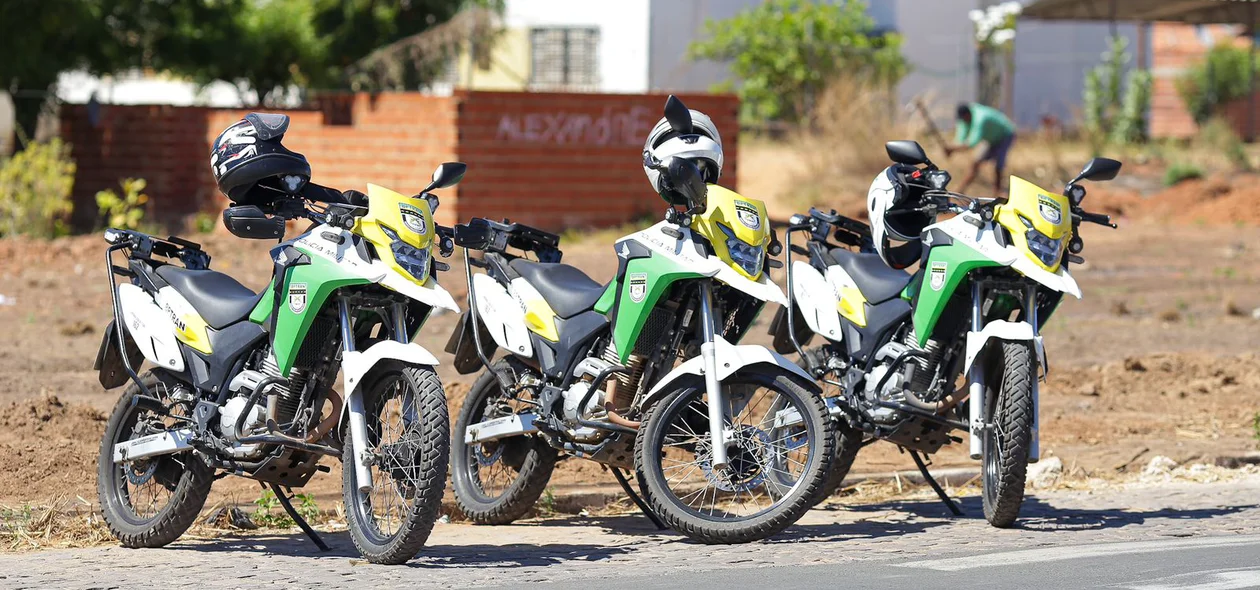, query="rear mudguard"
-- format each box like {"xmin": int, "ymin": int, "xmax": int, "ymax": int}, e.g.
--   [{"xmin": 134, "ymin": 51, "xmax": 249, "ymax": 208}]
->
[
  {"xmin": 964, "ymin": 320, "xmax": 1044, "ymax": 462},
  {"xmin": 94, "ymin": 321, "xmax": 144, "ymax": 389},
  {"xmin": 337, "ymin": 340, "xmax": 442, "ymax": 491},
  {"xmin": 639, "ymin": 335, "xmax": 819, "ymax": 411}
]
